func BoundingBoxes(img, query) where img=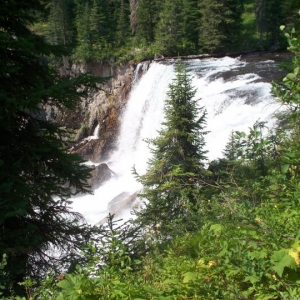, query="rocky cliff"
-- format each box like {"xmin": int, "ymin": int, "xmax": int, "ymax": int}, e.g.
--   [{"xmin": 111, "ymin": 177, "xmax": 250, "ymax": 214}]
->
[{"xmin": 44, "ymin": 60, "xmax": 149, "ymax": 164}]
